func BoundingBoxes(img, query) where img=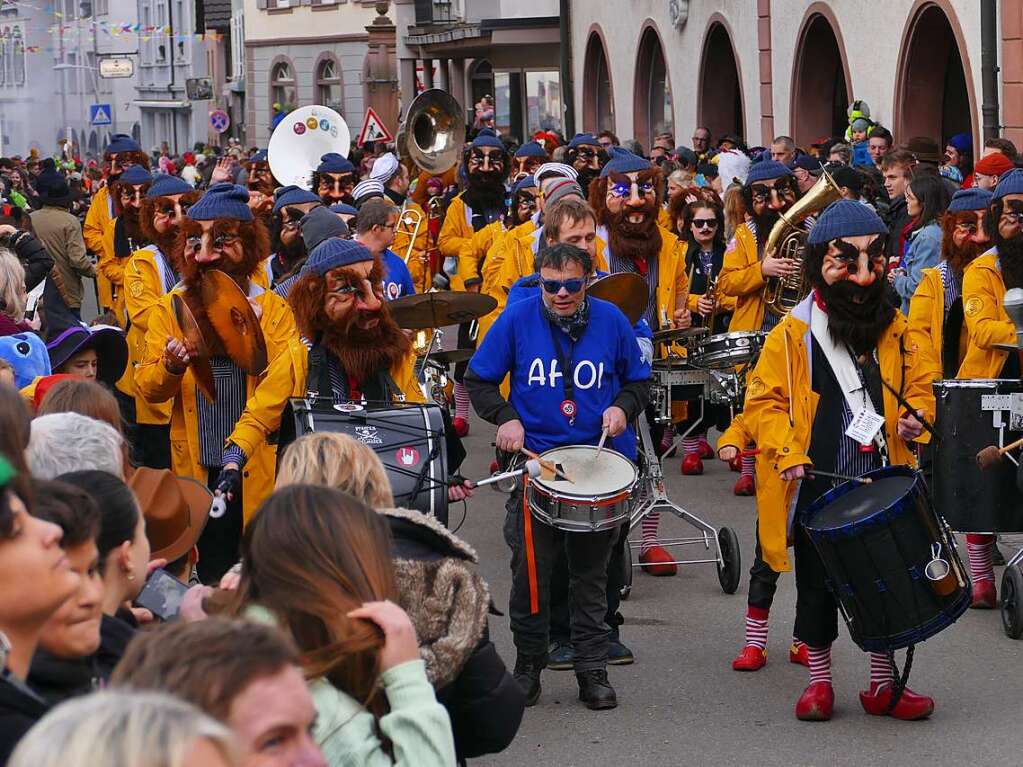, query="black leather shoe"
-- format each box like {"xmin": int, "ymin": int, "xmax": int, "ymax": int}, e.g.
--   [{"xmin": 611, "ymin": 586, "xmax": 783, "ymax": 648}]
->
[
  {"xmin": 576, "ymin": 669, "xmax": 618, "ymax": 710},
  {"xmin": 513, "ymin": 655, "xmax": 544, "ymax": 706}
]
